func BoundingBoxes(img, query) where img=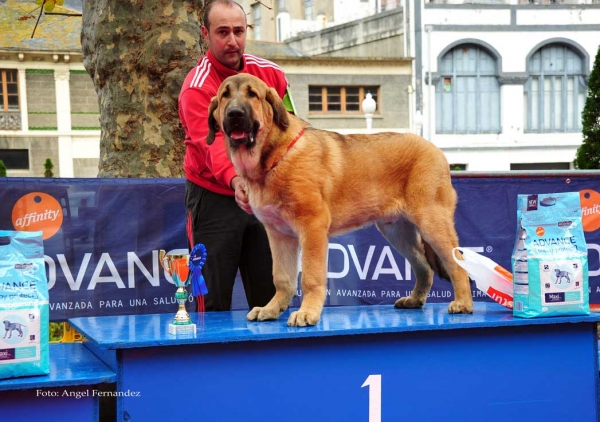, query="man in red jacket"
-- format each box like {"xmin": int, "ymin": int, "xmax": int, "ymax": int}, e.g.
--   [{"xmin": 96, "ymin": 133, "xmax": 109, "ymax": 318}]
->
[{"xmin": 179, "ymin": 0, "xmax": 295, "ymax": 311}]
